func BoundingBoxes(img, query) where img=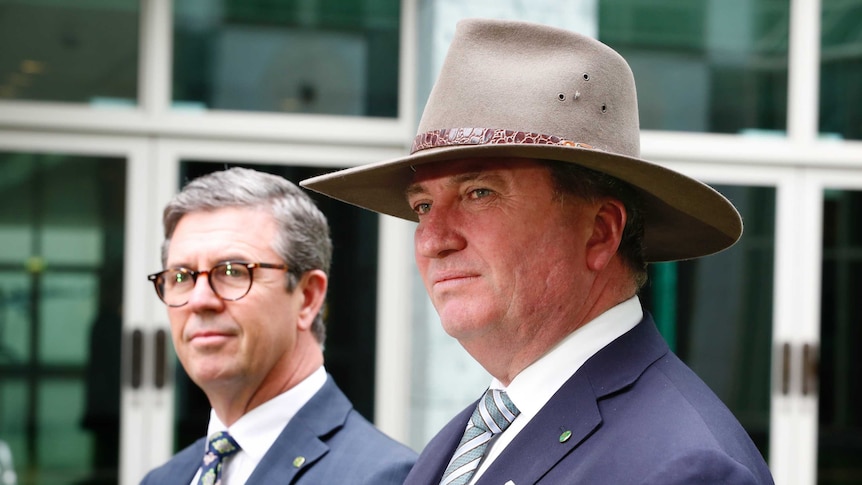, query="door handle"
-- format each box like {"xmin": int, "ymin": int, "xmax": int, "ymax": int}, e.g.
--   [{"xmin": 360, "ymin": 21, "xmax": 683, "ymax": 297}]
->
[
  {"xmin": 801, "ymin": 343, "xmax": 819, "ymax": 396},
  {"xmin": 781, "ymin": 342, "xmax": 791, "ymax": 395},
  {"xmin": 130, "ymin": 329, "xmax": 143, "ymax": 389},
  {"xmin": 778, "ymin": 342, "xmax": 819, "ymax": 397},
  {"xmin": 154, "ymin": 329, "xmax": 168, "ymax": 389},
  {"xmin": 128, "ymin": 328, "xmax": 170, "ymax": 390}
]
